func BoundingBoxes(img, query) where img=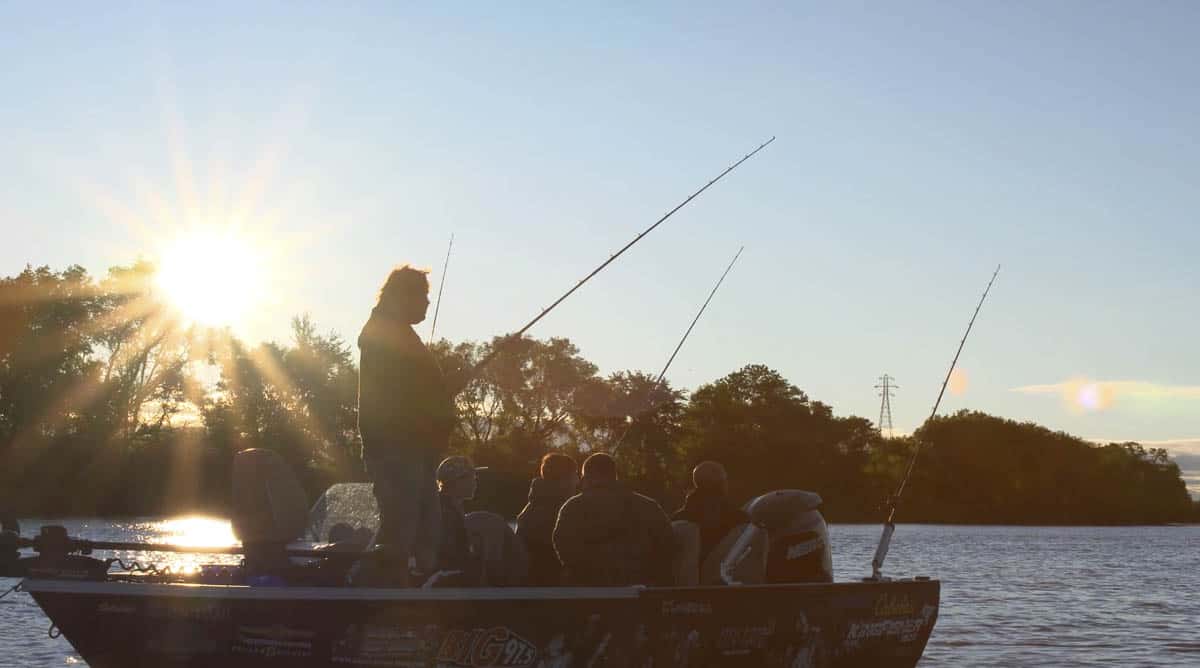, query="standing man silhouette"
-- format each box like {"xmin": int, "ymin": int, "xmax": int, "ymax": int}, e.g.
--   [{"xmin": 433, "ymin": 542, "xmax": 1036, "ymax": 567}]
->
[{"xmin": 357, "ymin": 265, "xmax": 457, "ymax": 585}]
